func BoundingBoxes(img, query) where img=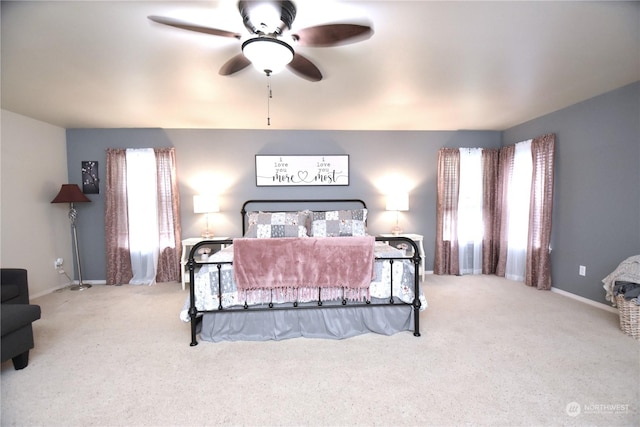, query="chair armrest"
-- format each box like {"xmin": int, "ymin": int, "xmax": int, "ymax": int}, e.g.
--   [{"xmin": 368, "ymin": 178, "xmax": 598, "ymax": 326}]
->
[{"xmin": 1, "ymin": 269, "xmax": 30, "ymax": 304}]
